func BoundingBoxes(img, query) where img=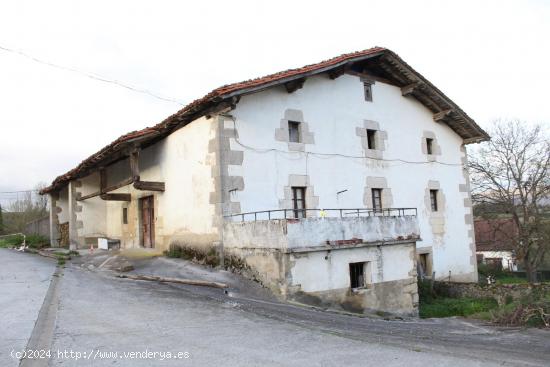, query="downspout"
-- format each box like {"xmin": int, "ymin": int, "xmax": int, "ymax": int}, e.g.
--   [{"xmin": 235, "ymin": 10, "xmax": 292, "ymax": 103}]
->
[{"xmin": 216, "ymin": 114, "xmax": 227, "ymax": 268}]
